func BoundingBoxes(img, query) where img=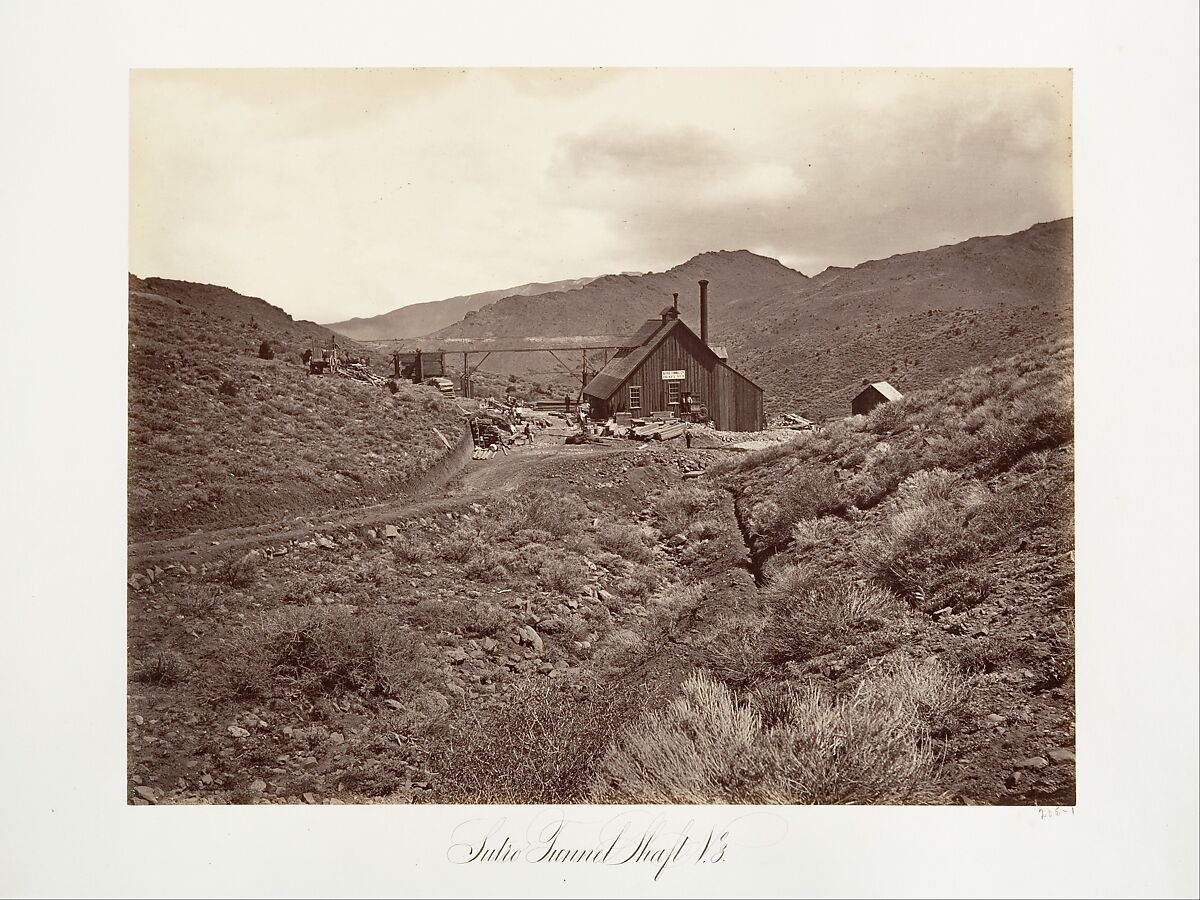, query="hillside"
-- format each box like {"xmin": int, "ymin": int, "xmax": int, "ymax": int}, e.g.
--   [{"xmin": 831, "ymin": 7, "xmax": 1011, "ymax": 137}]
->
[
  {"xmin": 730, "ymin": 219, "xmax": 1073, "ymax": 419},
  {"xmin": 593, "ymin": 336, "xmax": 1076, "ymax": 804},
  {"xmin": 324, "ymin": 276, "xmax": 597, "ymax": 341},
  {"xmin": 415, "ymin": 220, "xmax": 1071, "ymax": 419},
  {"xmin": 127, "ymin": 337, "xmax": 1073, "ymax": 806},
  {"xmin": 128, "ymin": 275, "xmax": 465, "ymax": 541}
]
